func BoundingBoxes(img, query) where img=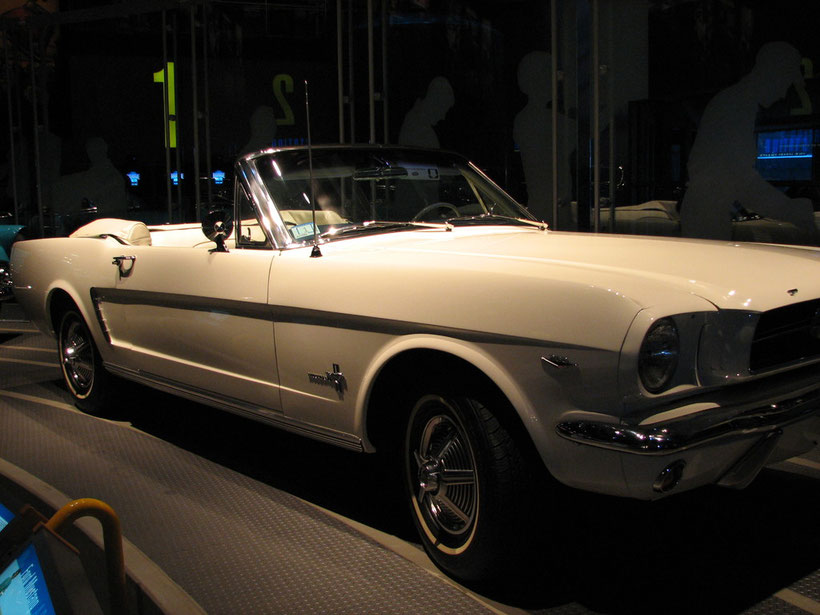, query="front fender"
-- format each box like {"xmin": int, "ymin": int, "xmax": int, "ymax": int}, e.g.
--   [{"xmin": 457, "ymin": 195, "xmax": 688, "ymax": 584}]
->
[{"xmin": 358, "ymin": 333, "xmax": 571, "ymax": 455}]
